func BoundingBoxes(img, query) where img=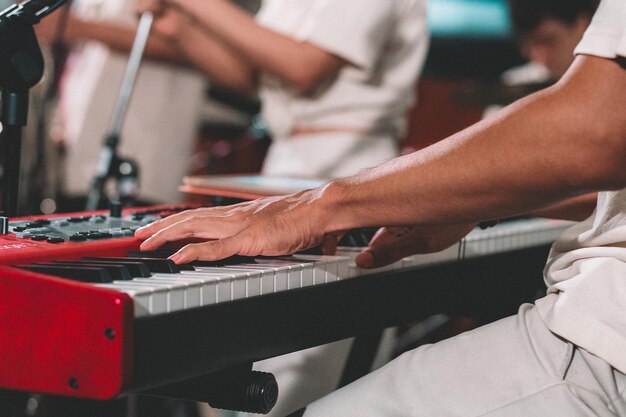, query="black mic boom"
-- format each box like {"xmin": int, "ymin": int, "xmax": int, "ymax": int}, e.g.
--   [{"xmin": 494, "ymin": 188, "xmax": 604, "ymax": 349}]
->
[{"xmin": 0, "ymin": 0, "xmax": 68, "ymax": 25}]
